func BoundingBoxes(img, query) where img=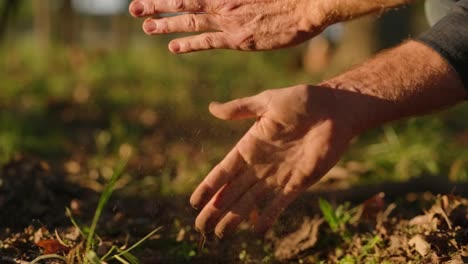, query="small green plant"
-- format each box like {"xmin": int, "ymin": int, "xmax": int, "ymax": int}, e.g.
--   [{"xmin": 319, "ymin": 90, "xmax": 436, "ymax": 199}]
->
[
  {"xmin": 319, "ymin": 198, "xmax": 359, "ymax": 241},
  {"xmin": 335, "ymin": 235, "xmax": 382, "ymax": 264},
  {"xmin": 319, "ymin": 198, "xmax": 356, "ymax": 231},
  {"xmin": 32, "ymin": 160, "xmax": 161, "ymax": 264}
]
